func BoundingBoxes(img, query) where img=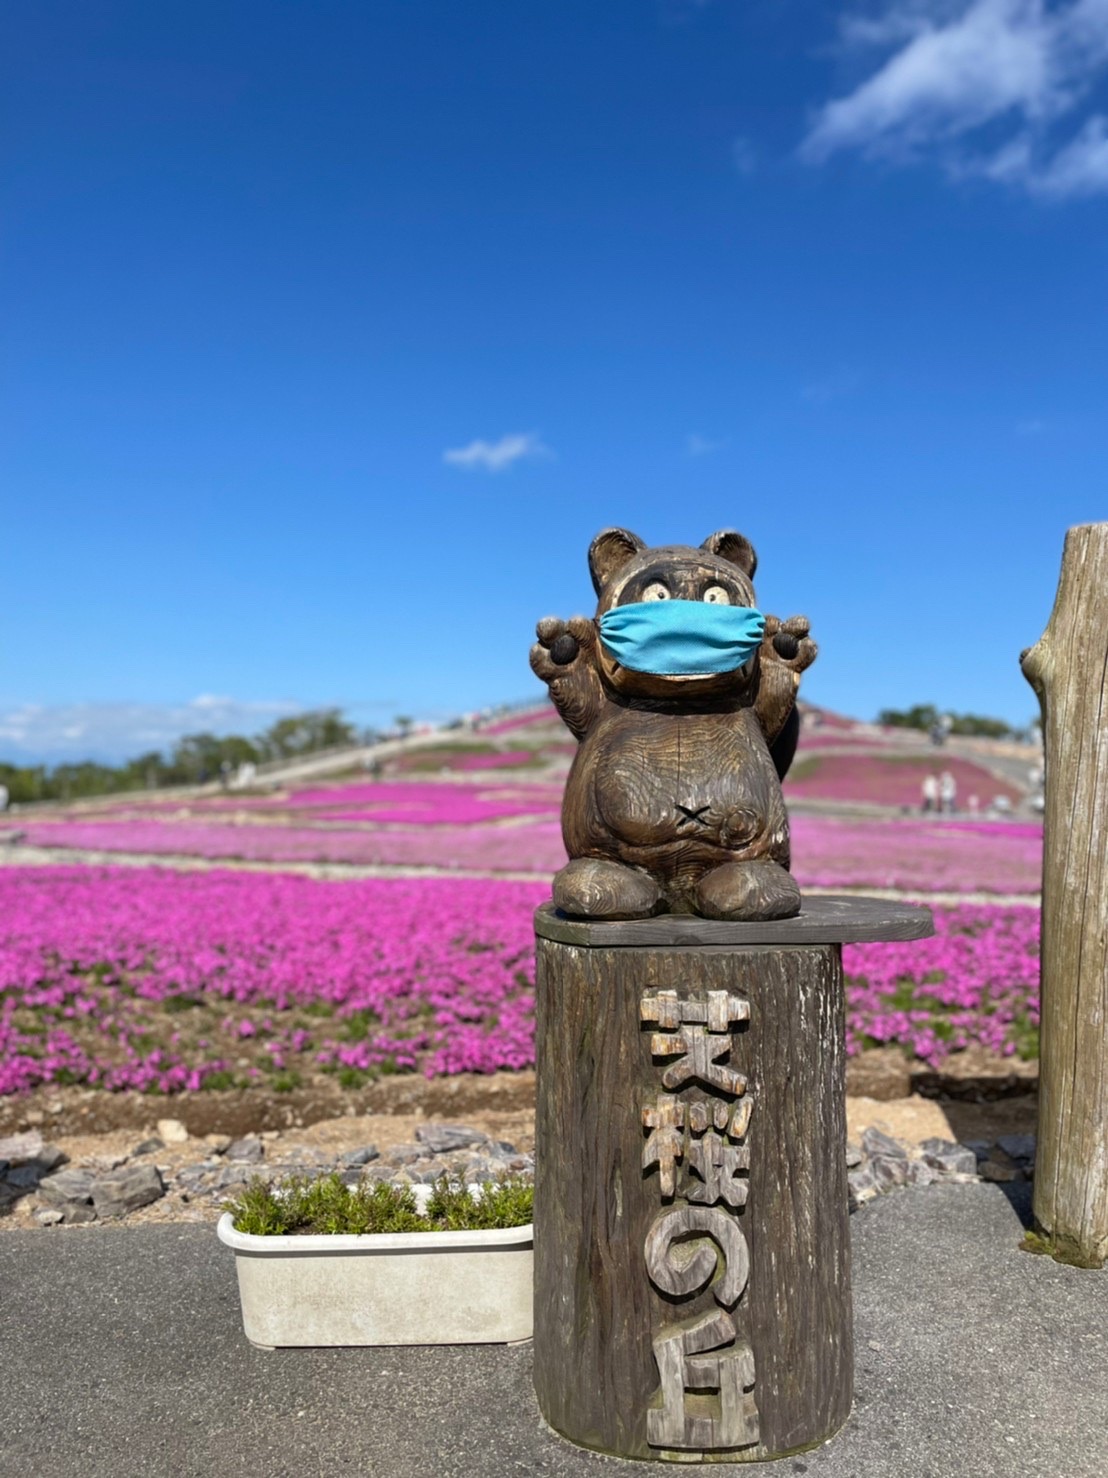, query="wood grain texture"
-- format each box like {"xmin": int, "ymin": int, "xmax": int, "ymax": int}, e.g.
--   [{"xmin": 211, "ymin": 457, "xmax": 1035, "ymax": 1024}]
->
[
  {"xmin": 1021, "ymin": 522, "xmax": 1108, "ymax": 1269},
  {"xmin": 534, "ymin": 896, "xmax": 935, "ymax": 948},
  {"xmin": 529, "ymin": 529, "xmax": 816, "ymax": 921},
  {"xmin": 533, "ymin": 935, "xmax": 852, "ymax": 1461}
]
